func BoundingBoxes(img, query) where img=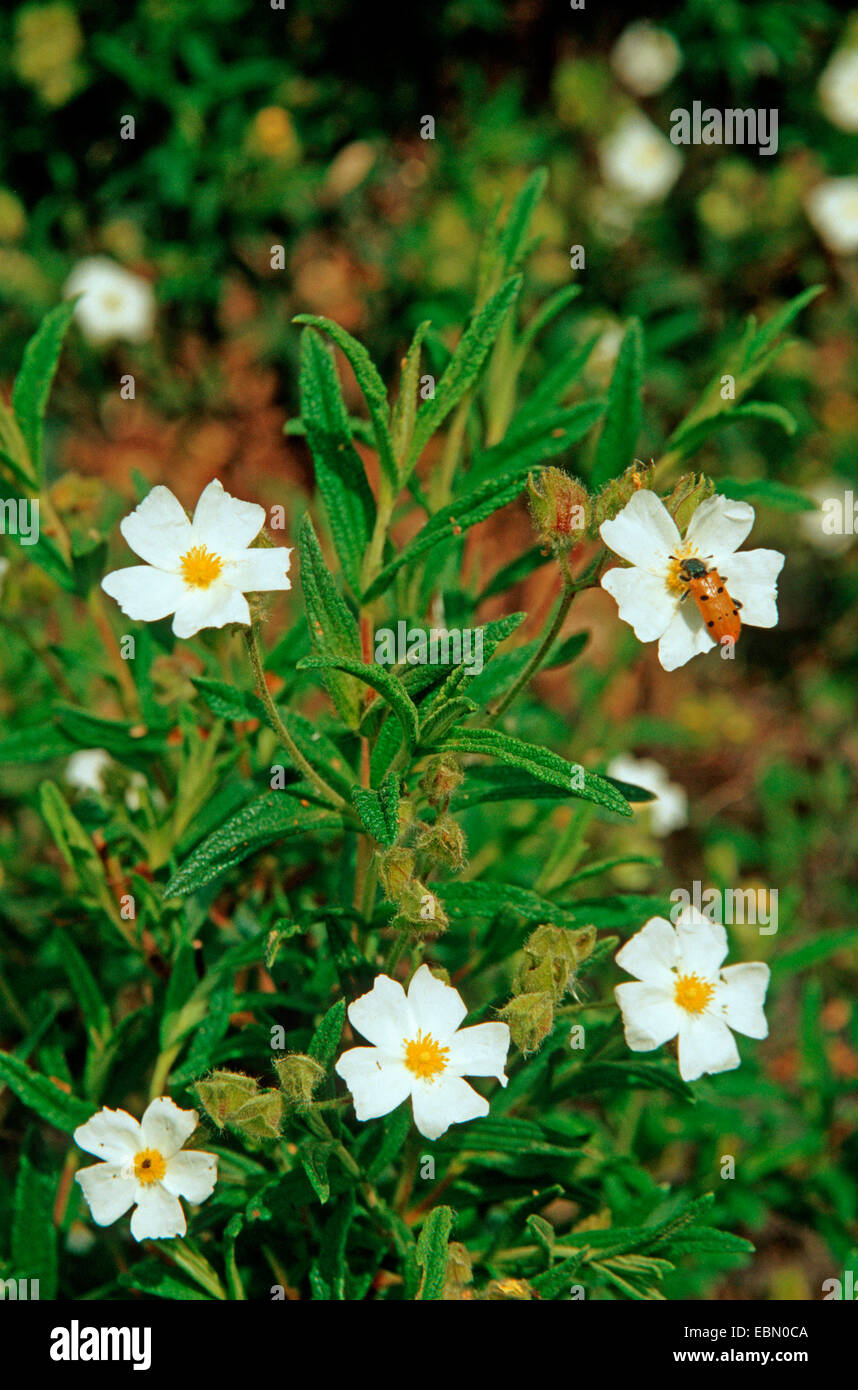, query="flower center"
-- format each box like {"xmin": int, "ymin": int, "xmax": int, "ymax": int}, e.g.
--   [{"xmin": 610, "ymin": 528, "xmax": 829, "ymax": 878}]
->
[
  {"xmin": 403, "ymin": 1030, "xmax": 449, "ymax": 1081},
  {"xmin": 674, "ymin": 973, "xmax": 715, "ymax": 1015},
  {"xmin": 133, "ymin": 1148, "xmax": 166, "ymax": 1185},
  {"xmin": 665, "ymin": 542, "xmax": 700, "ymax": 595},
  {"xmin": 180, "ymin": 544, "xmax": 223, "ymax": 589}
]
